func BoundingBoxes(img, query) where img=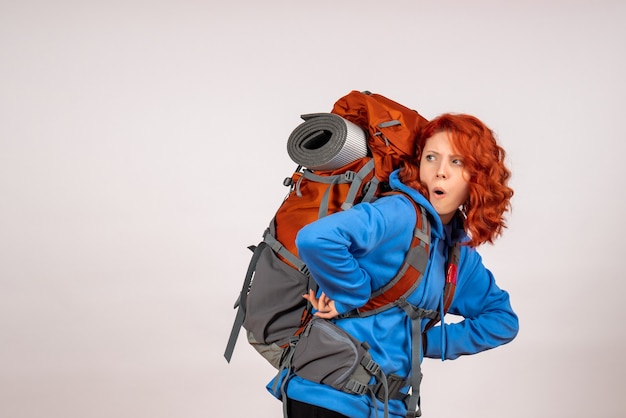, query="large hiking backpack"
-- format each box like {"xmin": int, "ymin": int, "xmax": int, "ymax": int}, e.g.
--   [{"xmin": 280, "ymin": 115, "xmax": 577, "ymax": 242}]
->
[{"xmin": 224, "ymin": 91, "xmax": 459, "ymax": 418}]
